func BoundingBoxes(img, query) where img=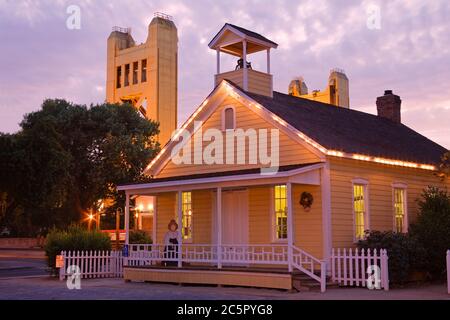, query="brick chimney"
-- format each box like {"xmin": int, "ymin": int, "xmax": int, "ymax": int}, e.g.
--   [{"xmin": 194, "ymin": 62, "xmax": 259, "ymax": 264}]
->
[{"xmin": 376, "ymin": 90, "xmax": 401, "ymax": 123}]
